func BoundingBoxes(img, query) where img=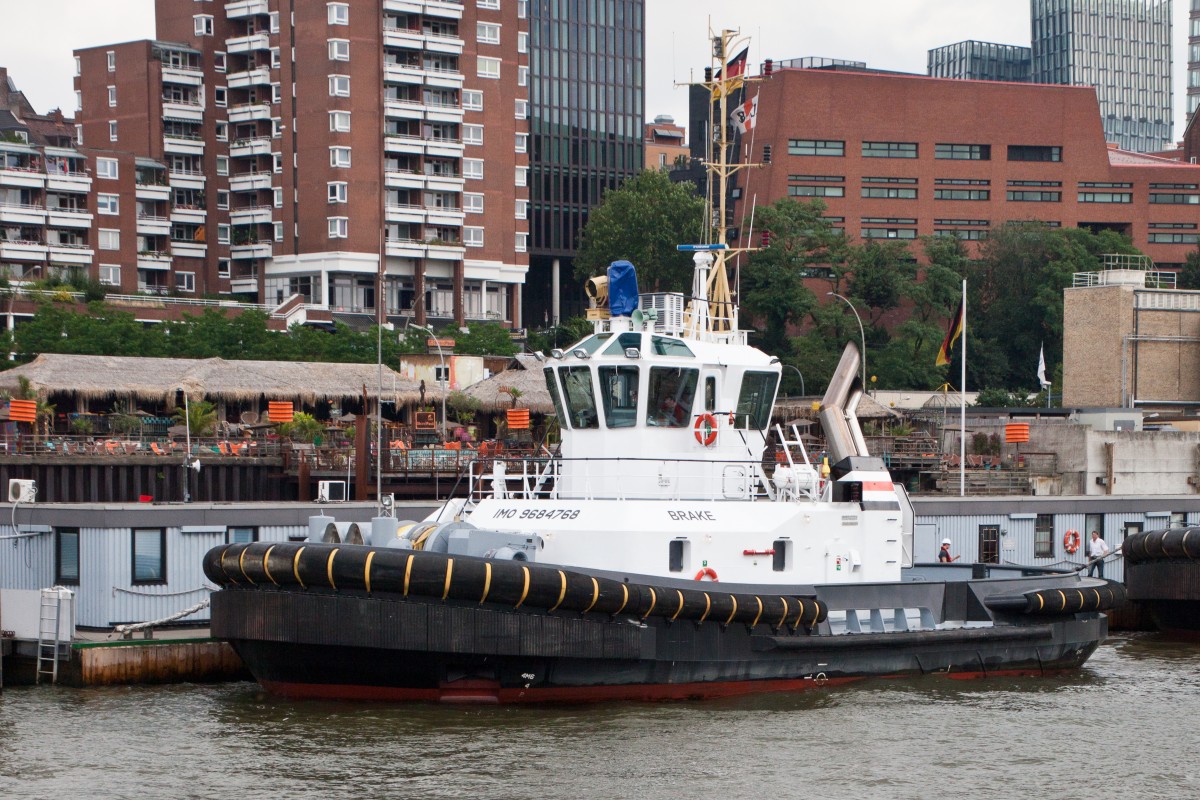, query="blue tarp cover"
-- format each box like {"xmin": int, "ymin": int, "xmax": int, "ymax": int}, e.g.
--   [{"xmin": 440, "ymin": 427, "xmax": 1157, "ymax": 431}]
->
[{"xmin": 607, "ymin": 260, "xmax": 640, "ymax": 317}]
